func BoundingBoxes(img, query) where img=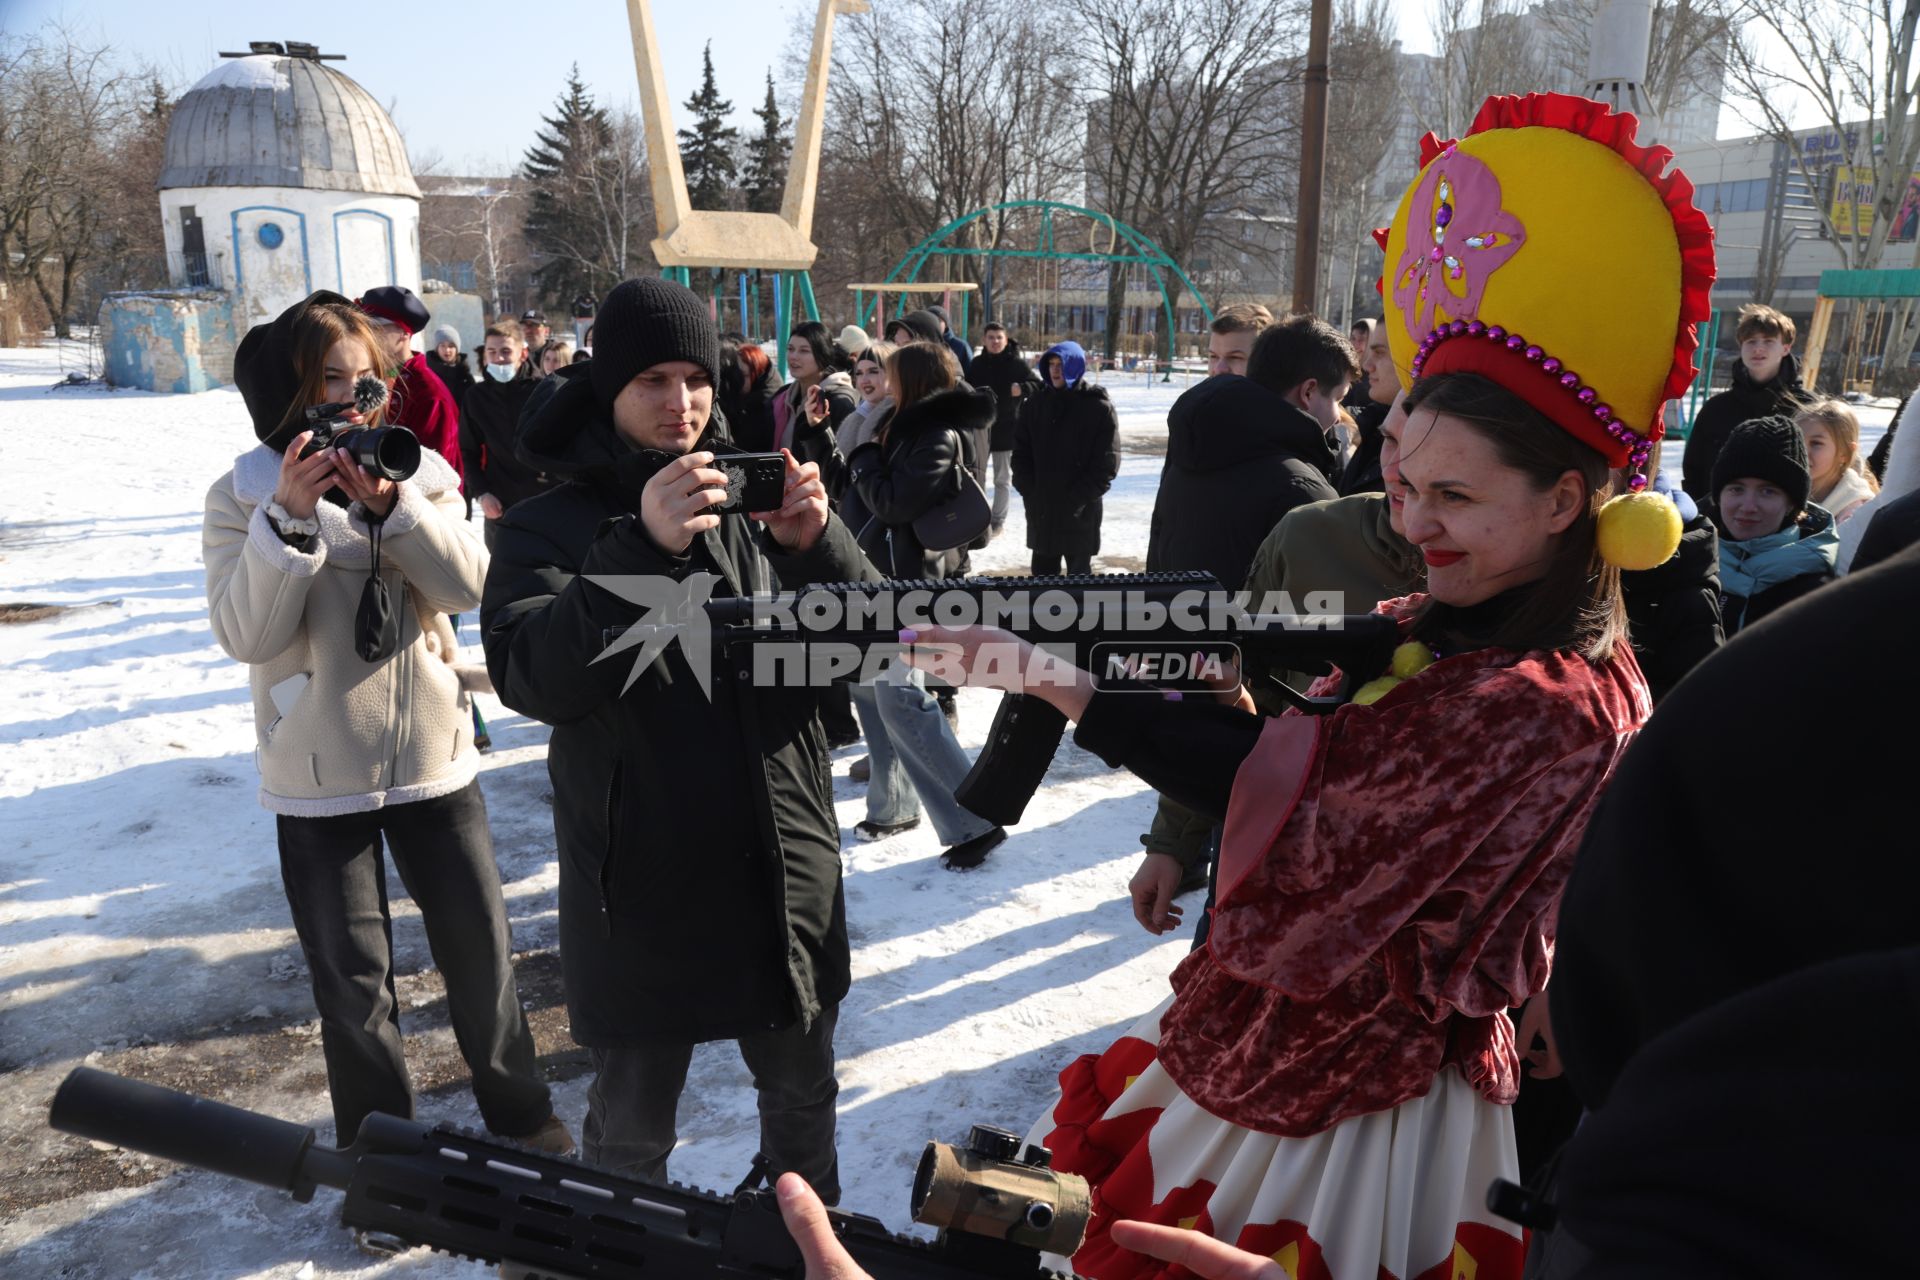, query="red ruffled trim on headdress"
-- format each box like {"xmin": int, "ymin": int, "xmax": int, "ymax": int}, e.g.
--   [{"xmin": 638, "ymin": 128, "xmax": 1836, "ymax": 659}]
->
[{"xmin": 1464, "ymin": 93, "xmax": 1717, "ymax": 410}]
